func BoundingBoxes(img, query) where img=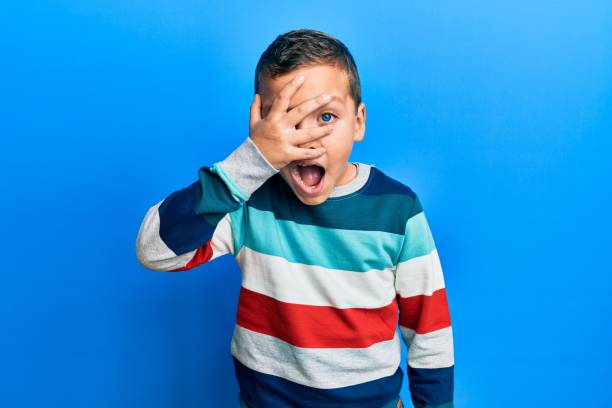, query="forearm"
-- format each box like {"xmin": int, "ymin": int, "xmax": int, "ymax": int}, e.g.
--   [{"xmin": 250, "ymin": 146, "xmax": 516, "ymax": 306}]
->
[
  {"xmin": 135, "ymin": 136, "xmax": 279, "ymax": 271},
  {"xmin": 395, "ymin": 193, "xmax": 455, "ymax": 407}
]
